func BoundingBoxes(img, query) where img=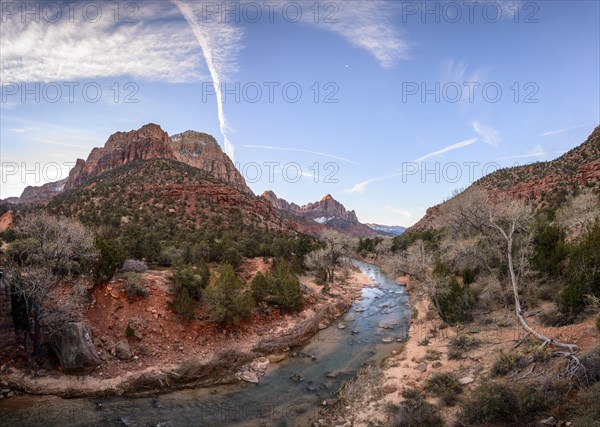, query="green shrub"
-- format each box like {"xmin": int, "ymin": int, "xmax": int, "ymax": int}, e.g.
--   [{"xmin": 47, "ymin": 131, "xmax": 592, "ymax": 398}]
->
[
  {"xmin": 205, "ymin": 264, "xmax": 254, "ymax": 325},
  {"xmin": 461, "ymin": 268, "xmax": 477, "ymax": 286},
  {"xmin": 573, "ymin": 382, "xmax": 600, "ymax": 427},
  {"xmin": 459, "ymin": 381, "xmax": 547, "ymax": 426},
  {"xmin": 491, "ymin": 350, "xmax": 526, "ymax": 377},
  {"xmin": 250, "ymin": 272, "xmax": 271, "ymax": 303},
  {"xmin": 436, "ymin": 276, "xmax": 473, "ymax": 324},
  {"xmin": 122, "ymin": 273, "xmax": 149, "ymax": 299},
  {"xmin": 389, "ymin": 391, "xmax": 443, "ymax": 427},
  {"xmin": 125, "ymin": 323, "xmax": 135, "ymax": 338},
  {"xmin": 169, "ymin": 263, "xmax": 208, "ymax": 301},
  {"xmin": 560, "ymin": 219, "xmax": 600, "ymax": 316},
  {"xmin": 270, "ymin": 260, "xmax": 304, "ymax": 314},
  {"xmin": 448, "ymin": 332, "xmax": 479, "ymax": 360},
  {"xmin": 94, "ymin": 236, "xmax": 125, "ymax": 284},
  {"xmin": 424, "ymin": 372, "xmax": 462, "ymax": 406},
  {"xmin": 169, "ymin": 287, "xmax": 195, "ymax": 319},
  {"xmin": 250, "ymin": 261, "xmax": 304, "ymax": 314}
]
